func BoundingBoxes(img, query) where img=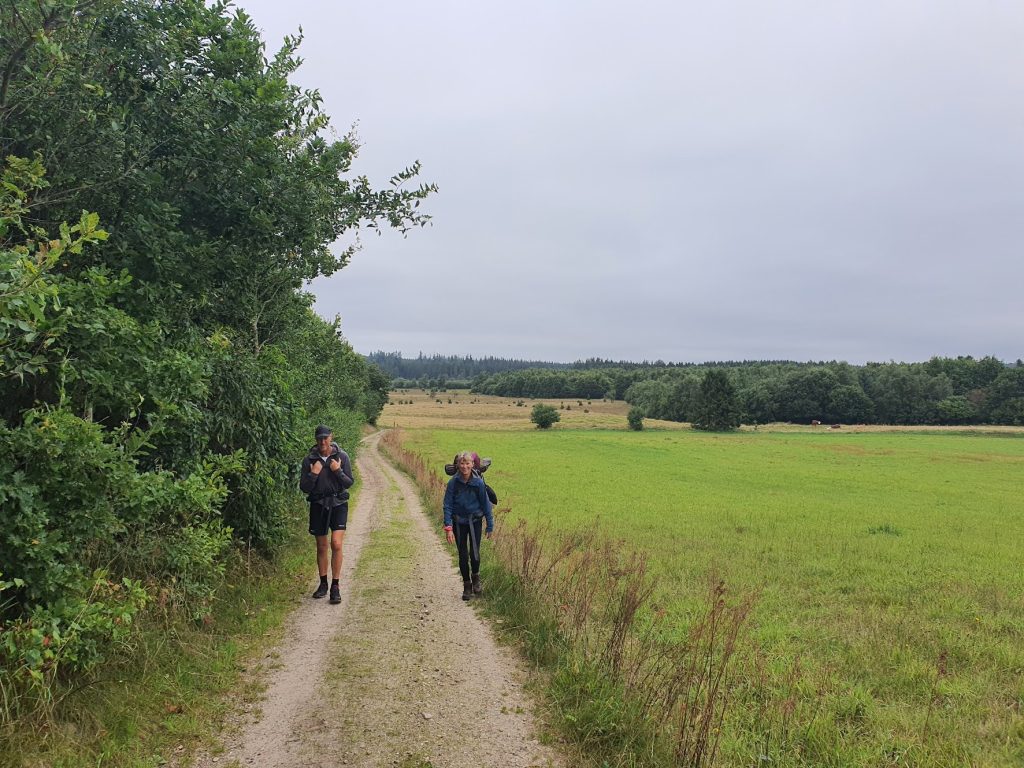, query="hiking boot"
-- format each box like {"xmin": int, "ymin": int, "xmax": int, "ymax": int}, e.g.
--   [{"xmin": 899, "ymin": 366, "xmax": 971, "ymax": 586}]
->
[
  {"xmin": 462, "ymin": 580, "xmax": 473, "ymax": 601},
  {"xmin": 471, "ymin": 574, "xmax": 482, "ymax": 596},
  {"xmin": 312, "ymin": 581, "xmax": 329, "ymax": 599},
  {"xmin": 329, "ymin": 583, "xmax": 341, "ymax": 604}
]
